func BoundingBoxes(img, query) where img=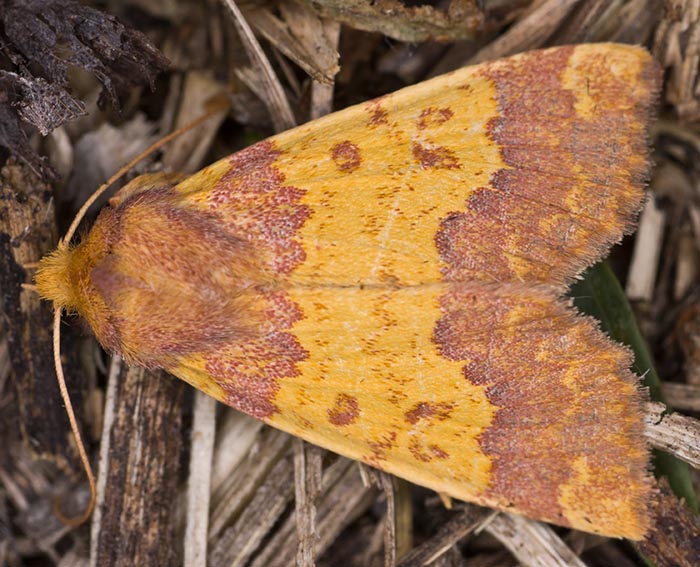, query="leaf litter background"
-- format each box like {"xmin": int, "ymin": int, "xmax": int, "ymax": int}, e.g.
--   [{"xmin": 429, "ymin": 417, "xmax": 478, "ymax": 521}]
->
[{"xmin": 1, "ymin": 0, "xmax": 700, "ymax": 566}]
